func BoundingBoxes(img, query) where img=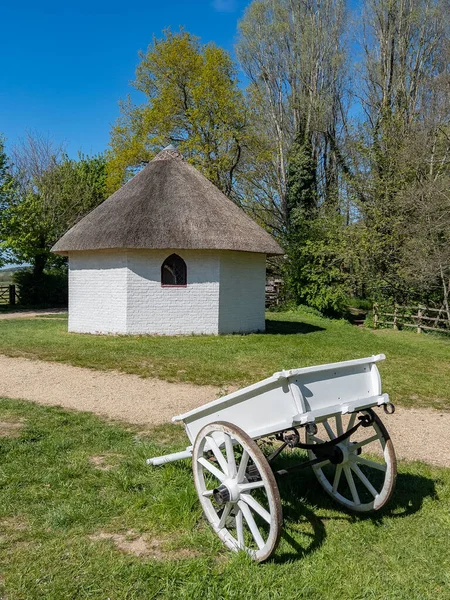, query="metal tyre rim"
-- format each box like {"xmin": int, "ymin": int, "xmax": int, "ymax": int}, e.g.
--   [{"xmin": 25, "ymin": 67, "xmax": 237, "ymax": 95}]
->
[
  {"xmin": 193, "ymin": 421, "xmax": 282, "ymax": 562},
  {"xmin": 307, "ymin": 409, "xmax": 397, "ymax": 512}
]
